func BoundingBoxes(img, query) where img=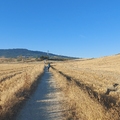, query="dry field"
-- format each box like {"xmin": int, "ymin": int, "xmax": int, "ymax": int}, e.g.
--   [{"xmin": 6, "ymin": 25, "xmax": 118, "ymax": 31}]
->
[
  {"xmin": 51, "ymin": 54, "xmax": 120, "ymax": 120},
  {"xmin": 0, "ymin": 62, "xmax": 44, "ymax": 120}
]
